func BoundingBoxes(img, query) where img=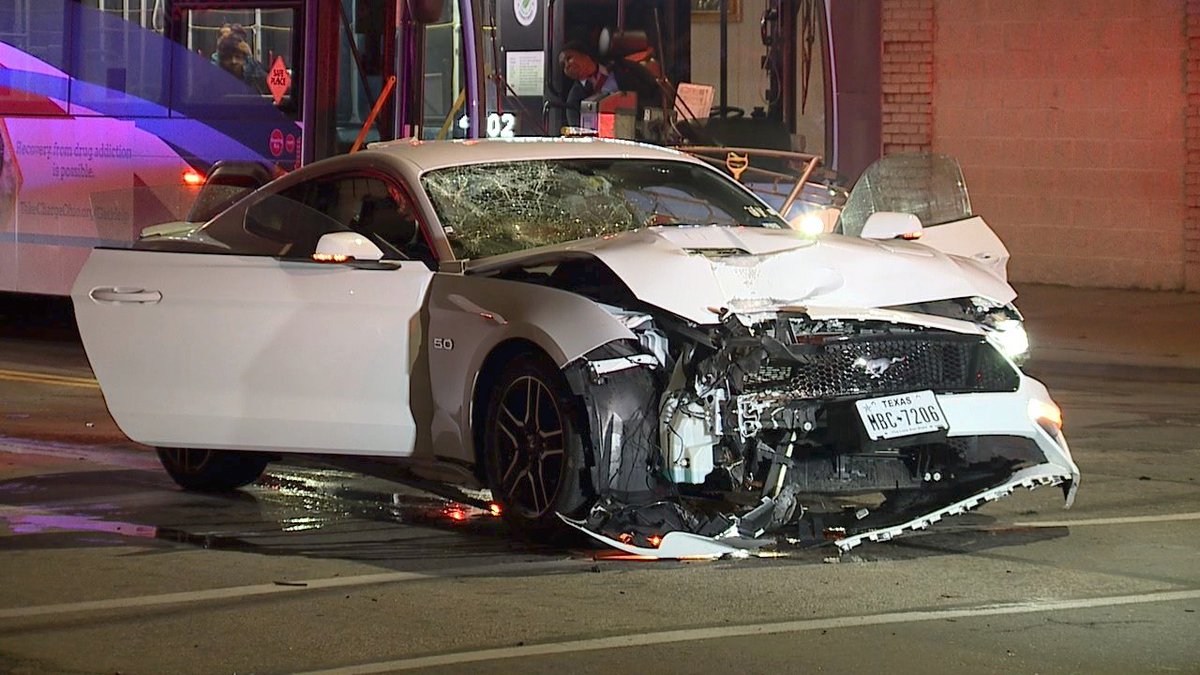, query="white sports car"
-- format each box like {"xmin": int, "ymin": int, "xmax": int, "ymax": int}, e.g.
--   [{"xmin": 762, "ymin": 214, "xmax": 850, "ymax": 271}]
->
[{"xmin": 72, "ymin": 138, "xmax": 1079, "ymax": 558}]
